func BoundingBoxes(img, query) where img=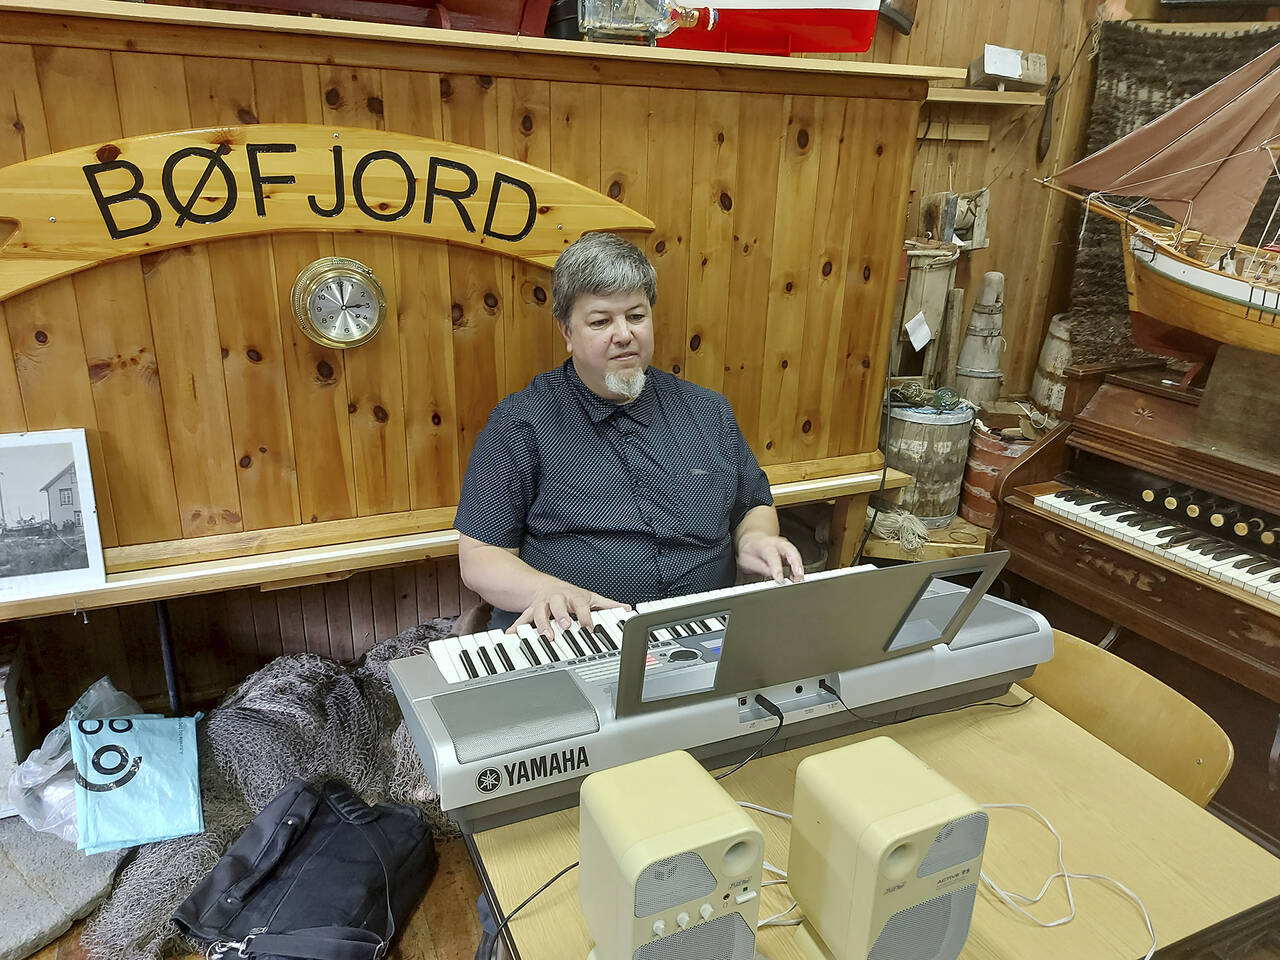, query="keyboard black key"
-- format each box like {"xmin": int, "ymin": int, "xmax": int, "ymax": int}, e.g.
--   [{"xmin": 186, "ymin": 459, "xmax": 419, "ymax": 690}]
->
[
  {"xmin": 478, "ymin": 647, "xmax": 497, "ymax": 675},
  {"xmin": 1212, "ymin": 547, "xmax": 1248, "ymax": 561},
  {"xmin": 699, "ymin": 619, "xmax": 715, "ymax": 631},
  {"xmin": 1074, "ymin": 493, "xmax": 1105, "ymax": 504},
  {"xmin": 540, "ymin": 635, "xmax": 561, "ymax": 662},
  {"xmin": 460, "ymin": 649, "xmax": 479, "ymax": 680},
  {"xmin": 495, "ymin": 644, "xmax": 515, "ymax": 672},
  {"xmin": 1166, "ymin": 531, "xmax": 1198, "ymax": 547},
  {"xmin": 1116, "ymin": 513, "xmax": 1142, "ymax": 523},
  {"xmin": 1248, "ymin": 560, "xmax": 1278, "ymax": 574},
  {"xmin": 520, "ymin": 637, "xmax": 542, "ymax": 666},
  {"xmin": 564, "ymin": 631, "xmax": 585, "ymax": 658},
  {"xmin": 594, "ymin": 624, "xmax": 618, "ymax": 652},
  {"xmin": 1136, "ymin": 519, "xmax": 1167, "ymax": 531},
  {"xmin": 1270, "ymin": 571, "xmax": 1280, "ymax": 583},
  {"xmin": 579, "ymin": 627, "xmax": 601, "ymax": 654},
  {"xmin": 1097, "ymin": 504, "xmax": 1128, "ymax": 516}
]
